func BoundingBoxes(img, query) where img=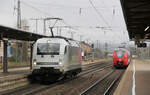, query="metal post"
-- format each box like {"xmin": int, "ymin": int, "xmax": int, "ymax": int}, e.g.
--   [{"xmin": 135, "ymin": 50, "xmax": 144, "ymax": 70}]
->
[
  {"xmin": 30, "ymin": 19, "xmax": 39, "ymax": 34},
  {"xmin": 97, "ymin": 40, "xmax": 98, "ymax": 48},
  {"xmin": 3, "ymin": 40, "xmax": 8, "ymax": 73},
  {"xmin": 30, "ymin": 44, "xmax": 33, "ymax": 70},
  {"xmin": 43, "ymin": 19, "xmax": 46, "ymax": 35},
  {"xmin": 92, "ymin": 49, "xmax": 94, "ymax": 62},
  {"xmin": 17, "ymin": 0, "xmax": 21, "ymax": 29},
  {"xmin": 59, "ymin": 28, "xmax": 61, "ymax": 36},
  {"xmin": 80, "ymin": 35, "xmax": 83, "ymax": 42},
  {"xmin": 35, "ymin": 19, "xmax": 38, "ymax": 34},
  {"xmin": 57, "ymin": 27, "xmax": 59, "ymax": 36},
  {"xmin": 71, "ymin": 32, "xmax": 73, "ymax": 39}
]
